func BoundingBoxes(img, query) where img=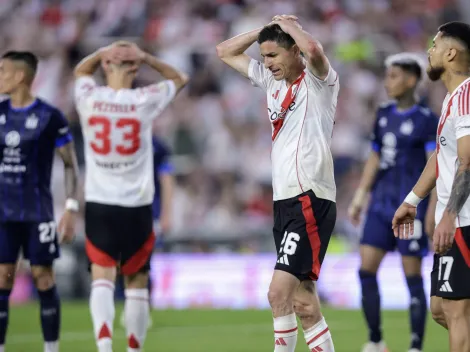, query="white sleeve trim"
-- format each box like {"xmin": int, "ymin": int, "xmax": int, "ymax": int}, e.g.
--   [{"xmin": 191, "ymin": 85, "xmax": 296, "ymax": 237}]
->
[
  {"xmin": 165, "ymin": 80, "xmax": 177, "ymax": 101},
  {"xmin": 455, "ymin": 114, "xmax": 470, "ymax": 140},
  {"xmin": 248, "ymin": 59, "xmax": 258, "ymax": 86}
]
